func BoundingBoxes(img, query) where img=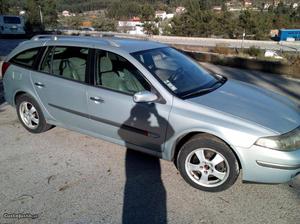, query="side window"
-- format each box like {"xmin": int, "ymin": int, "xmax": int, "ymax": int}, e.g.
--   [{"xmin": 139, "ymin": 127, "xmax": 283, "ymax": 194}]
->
[
  {"xmin": 40, "ymin": 46, "xmax": 88, "ymax": 83},
  {"xmin": 96, "ymin": 50, "xmax": 151, "ymax": 94},
  {"xmin": 10, "ymin": 48, "xmax": 40, "ymax": 68}
]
